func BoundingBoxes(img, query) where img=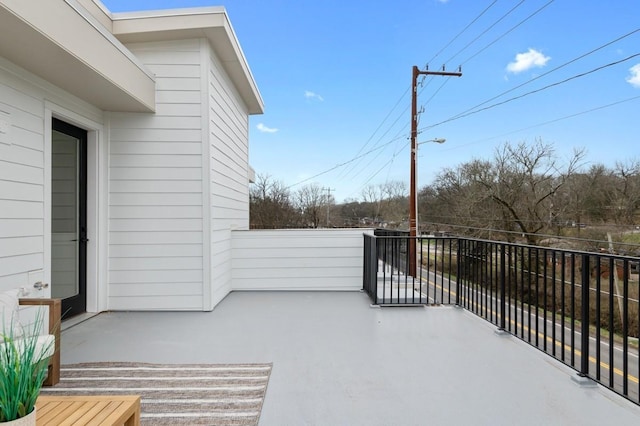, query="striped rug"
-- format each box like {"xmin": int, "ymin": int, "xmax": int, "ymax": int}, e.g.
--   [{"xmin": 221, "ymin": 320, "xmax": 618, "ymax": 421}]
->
[{"xmin": 39, "ymin": 362, "xmax": 272, "ymax": 425}]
